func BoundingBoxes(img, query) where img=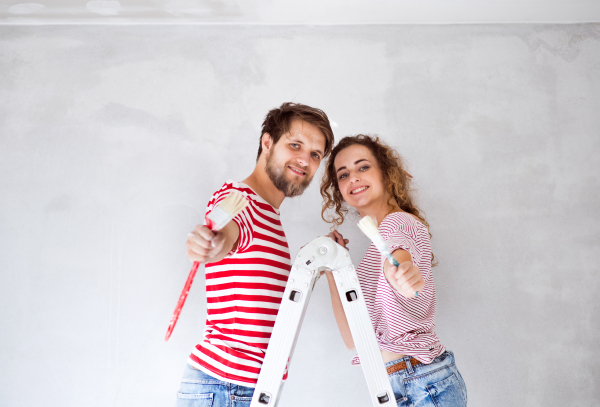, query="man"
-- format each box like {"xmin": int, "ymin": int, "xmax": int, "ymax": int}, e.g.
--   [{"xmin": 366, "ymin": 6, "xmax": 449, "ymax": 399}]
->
[{"xmin": 176, "ymin": 102, "xmax": 334, "ymax": 407}]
